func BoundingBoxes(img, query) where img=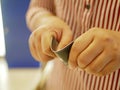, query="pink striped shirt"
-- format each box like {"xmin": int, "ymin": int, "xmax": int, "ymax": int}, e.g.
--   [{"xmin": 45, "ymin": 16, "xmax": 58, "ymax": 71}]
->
[{"xmin": 26, "ymin": 0, "xmax": 120, "ymax": 90}]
